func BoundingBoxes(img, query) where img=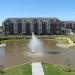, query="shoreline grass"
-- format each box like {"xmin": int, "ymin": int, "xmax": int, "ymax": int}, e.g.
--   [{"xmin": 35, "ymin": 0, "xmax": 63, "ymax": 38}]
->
[
  {"xmin": 2, "ymin": 63, "xmax": 75, "ymax": 75},
  {"xmin": 0, "ymin": 35, "xmax": 75, "ymax": 49},
  {"xmin": 3, "ymin": 63, "xmax": 32, "ymax": 75},
  {"xmin": 43, "ymin": 63, "xmax": 75, "ymax": 75}
]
